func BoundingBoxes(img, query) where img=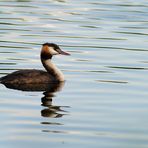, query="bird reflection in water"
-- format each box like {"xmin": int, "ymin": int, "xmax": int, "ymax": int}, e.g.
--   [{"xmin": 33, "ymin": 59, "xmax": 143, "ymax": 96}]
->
[
  {"xmin": 2, "ymin": 82, "xmax": 69, "ymax": 118},
  {"xmin": 40, "ymin": 82, "xmax": 69, "ymax": 118}
]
